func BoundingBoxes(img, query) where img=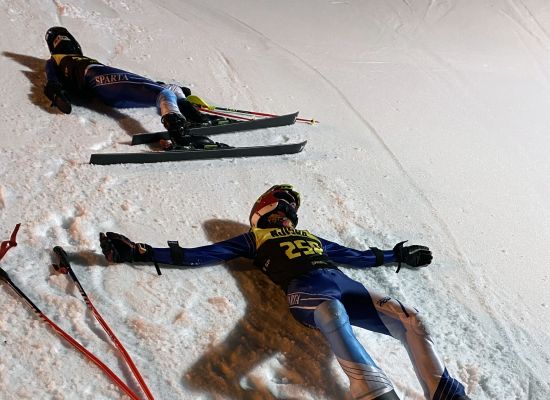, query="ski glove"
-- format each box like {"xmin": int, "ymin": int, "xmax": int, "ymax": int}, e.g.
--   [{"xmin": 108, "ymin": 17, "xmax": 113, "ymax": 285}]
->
[
  {"xmin": 44, "ymin": 81, "xmax": 72, "ymax": 114},
  {"xmin": 99, "ymin": 232, "xmax": 154, "ymax": 263},
  {"xmin": 393, "ymin": 241, "xmax": 432, "ymax": 272},
  {"xmin": 181, "ymin": 86, "xmax": 192, "ymax": 97}
]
